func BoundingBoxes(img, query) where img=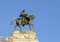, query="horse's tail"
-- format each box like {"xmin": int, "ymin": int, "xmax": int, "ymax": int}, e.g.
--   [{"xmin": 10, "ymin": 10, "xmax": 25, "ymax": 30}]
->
[{"xmin": 10, "ymin": 18, "xmax": 17, "ymax": 25}]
